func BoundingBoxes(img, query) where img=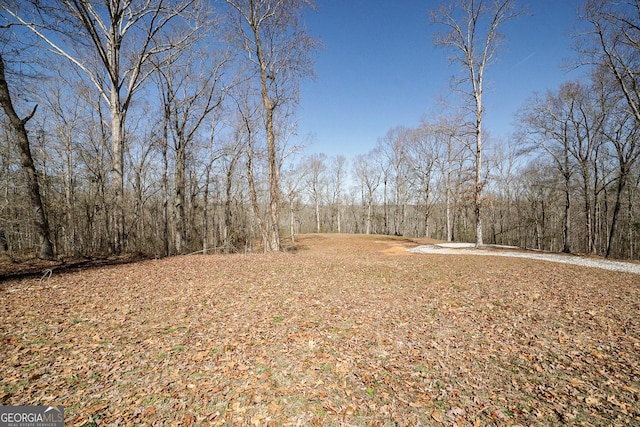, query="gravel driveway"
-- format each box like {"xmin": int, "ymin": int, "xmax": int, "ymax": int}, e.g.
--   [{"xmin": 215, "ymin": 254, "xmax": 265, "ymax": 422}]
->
[{"xmin": 408, "ymin": 243, "xmax": 640, "ymax": 275}]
